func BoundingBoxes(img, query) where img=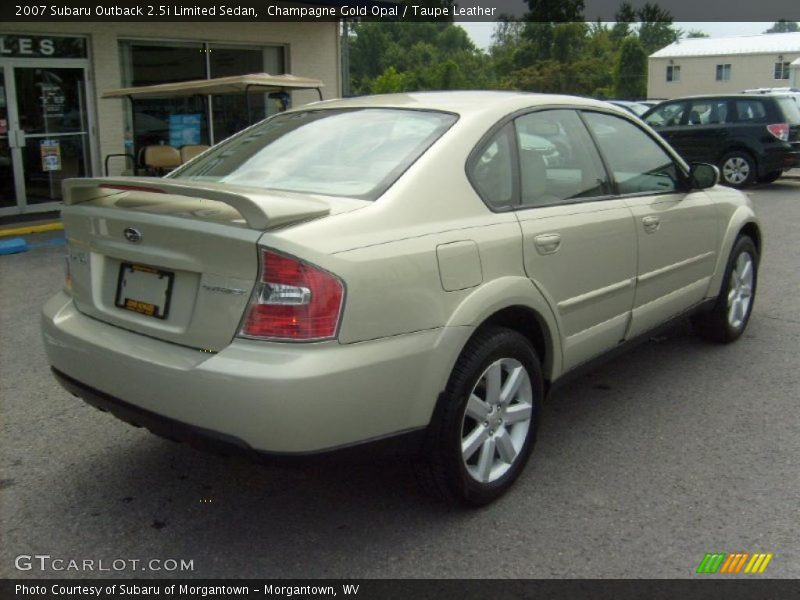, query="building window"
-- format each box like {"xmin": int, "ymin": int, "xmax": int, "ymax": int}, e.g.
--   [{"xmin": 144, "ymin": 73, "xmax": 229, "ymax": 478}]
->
[
  {"xmin": 119, "ymin": 40, "xmax": 286, "ymax": 154},
  {"xmin": 666, "ymin": 64, "xmax": 680, "ymax": 82},
  {"xmin": 774, "ymin": 61, "xmax": 791, "ymax": 80},
  {"xmin": 715, "ymin": 64, "xmax": 732, "ymax": 81}
]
